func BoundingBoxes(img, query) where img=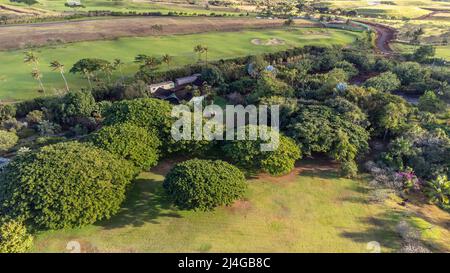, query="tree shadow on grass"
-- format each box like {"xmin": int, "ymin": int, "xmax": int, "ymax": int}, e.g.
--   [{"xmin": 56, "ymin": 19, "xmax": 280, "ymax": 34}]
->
[
  {"xmin": 340, "ymin": 210, "xmax": 404, "ymax": 252},
  {"xmin": 97, "ymin": 177, "xmax": 182, "ymax": 230}
]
